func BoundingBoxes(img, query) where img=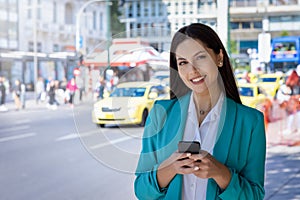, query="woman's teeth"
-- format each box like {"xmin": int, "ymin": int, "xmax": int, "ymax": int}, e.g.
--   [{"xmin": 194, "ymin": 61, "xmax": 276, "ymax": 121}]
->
[{"xmin": 191, "ymin": 75, "xmax": 206, "ymax": 83}]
